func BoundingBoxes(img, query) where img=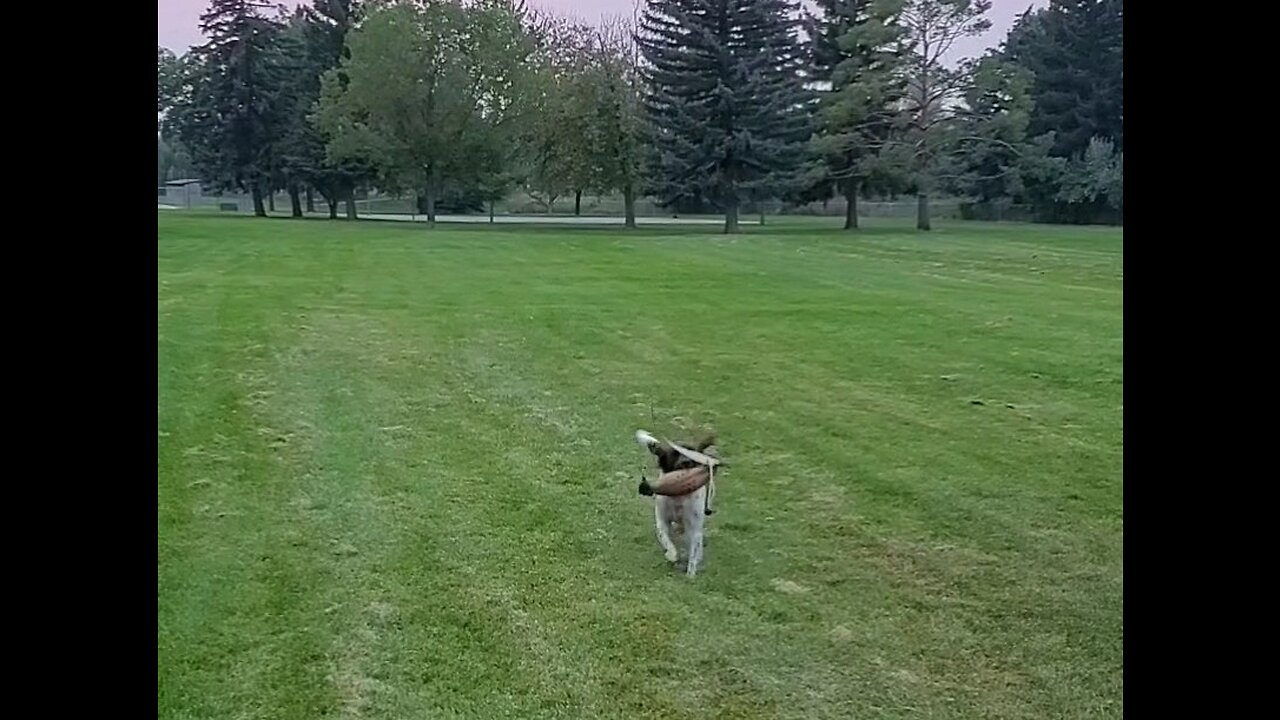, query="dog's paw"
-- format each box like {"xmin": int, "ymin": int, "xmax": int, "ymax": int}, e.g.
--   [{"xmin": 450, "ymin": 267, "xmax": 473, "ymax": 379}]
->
[{"xmin": 664, "ymin": 548, "xmax": 679, "ymax": 563}]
